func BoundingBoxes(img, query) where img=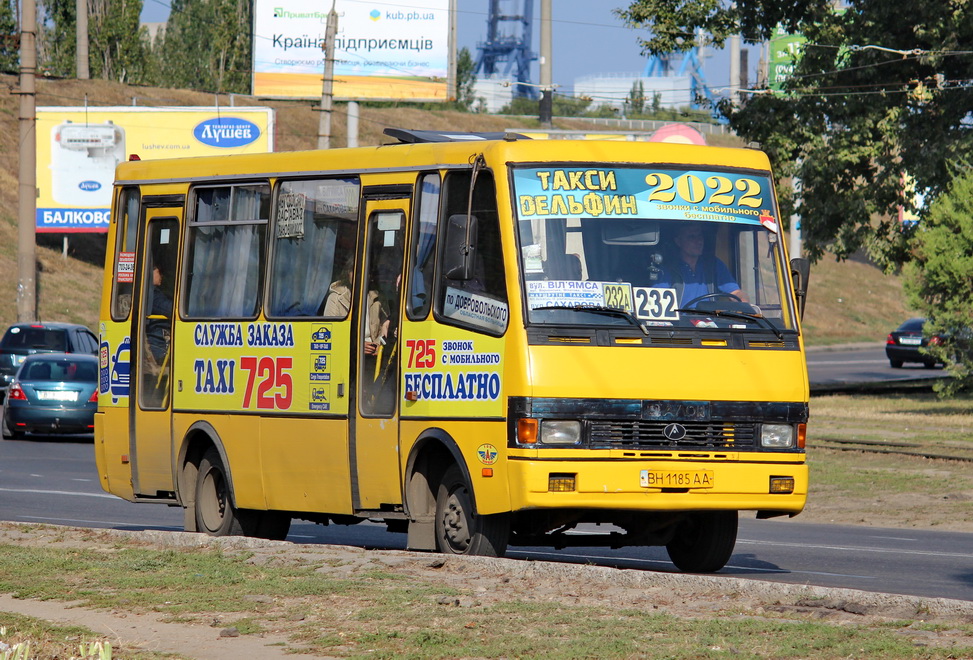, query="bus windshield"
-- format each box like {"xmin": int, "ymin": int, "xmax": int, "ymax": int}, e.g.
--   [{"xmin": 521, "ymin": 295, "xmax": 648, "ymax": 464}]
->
[{"xmin": 513, "ymin": 164, "xmax": 797, "ymax": 333}]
